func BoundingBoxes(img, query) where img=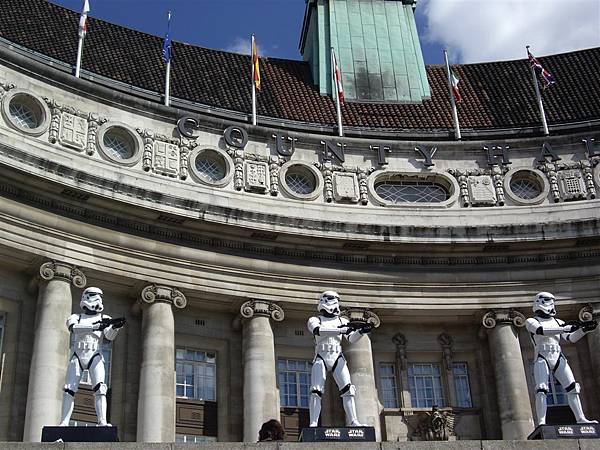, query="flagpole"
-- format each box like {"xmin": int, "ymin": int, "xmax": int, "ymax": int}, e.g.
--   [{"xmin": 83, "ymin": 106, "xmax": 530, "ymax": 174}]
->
[
  {"xmin": 75, "ymin": 0, "xmax": 89, "ymax": 78},
  {"xmin": 75, "ymin": 35, "xmax": 84, "ymax": 78},
  {"xmin": 444, "ymin": 49, "xmax": 461, "ymax": 140},
  {"xmin": 526, "ymin": 45, "xmax": 549, "ymax": 136},
  {"xmin": 331, "ymin": 48, "xmax": 343, "ymax": 137},
  {"xmin": 251, "ymin": 34, "xmax": 257, "ymax": 126},
  {"xmin": 164, "ymin": 11, "xmax": 172, "ymax": 107}
]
